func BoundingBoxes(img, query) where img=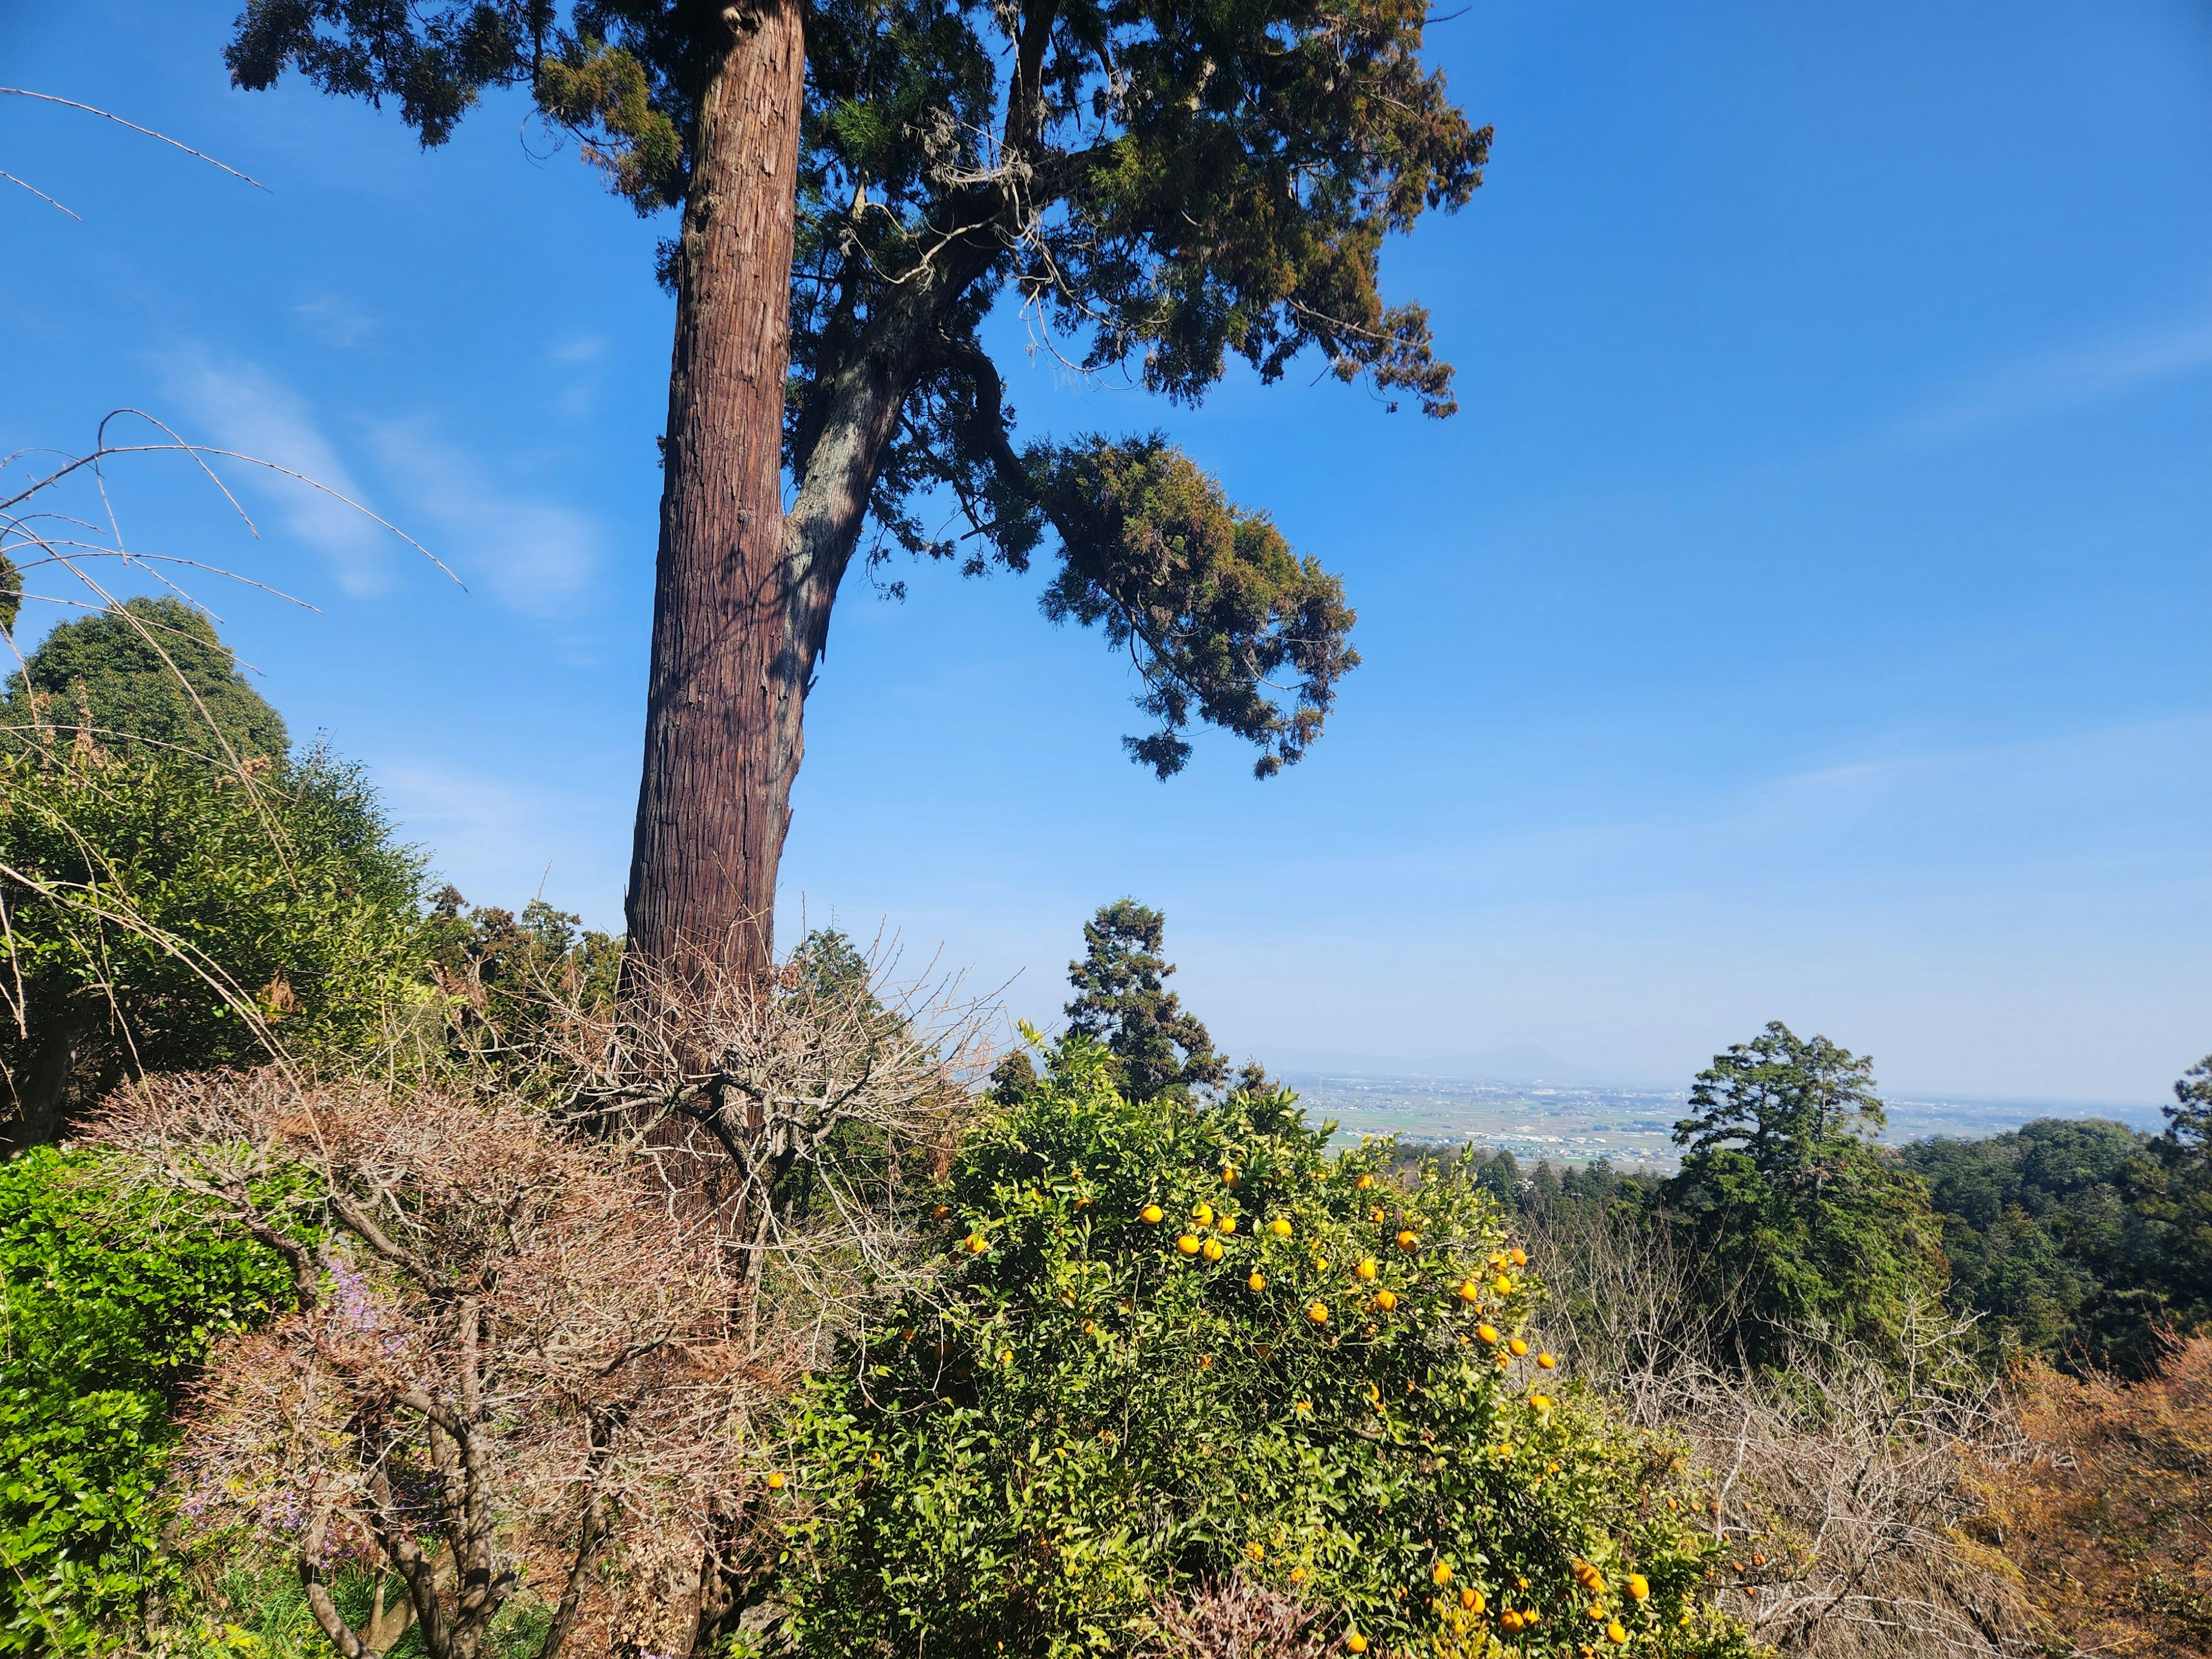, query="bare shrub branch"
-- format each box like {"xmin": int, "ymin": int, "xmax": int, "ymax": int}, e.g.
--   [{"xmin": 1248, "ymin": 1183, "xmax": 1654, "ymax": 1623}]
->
[
  {"xmin": 1145, "ymin": 1576, "xmax": 1325, "ymax": 1659},
  {"xmin": 86, "ymin": 1068, "xmax": 795, "ymax": 1659},
  {"xmin": 553, "ymin": 930, "xmax": 994, "ymax": 1363},
  {"xmin": 1520, "ymin": 1209, "xmax": 2040, "ymax": 1658}
]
